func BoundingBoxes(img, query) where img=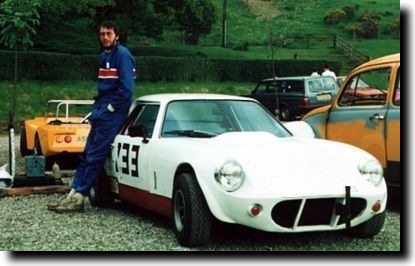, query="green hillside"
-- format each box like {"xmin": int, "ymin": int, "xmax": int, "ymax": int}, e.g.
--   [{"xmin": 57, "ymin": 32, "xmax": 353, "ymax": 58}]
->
[{"xmin": 30, "ymin": 0, "xmax": 400, "ymax": 74}]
